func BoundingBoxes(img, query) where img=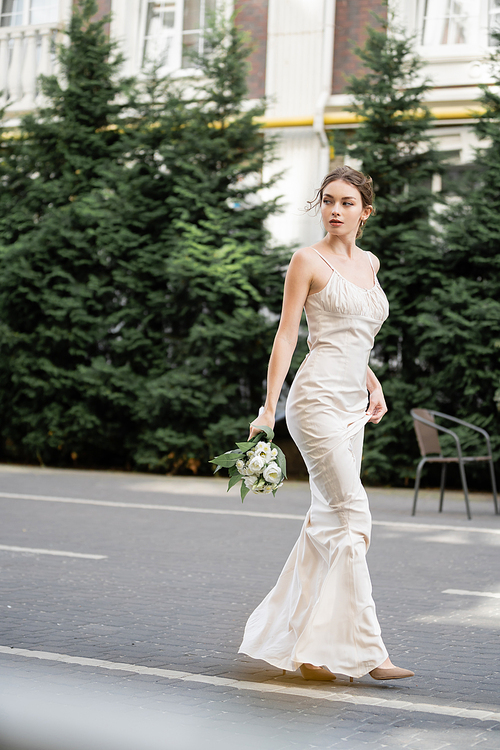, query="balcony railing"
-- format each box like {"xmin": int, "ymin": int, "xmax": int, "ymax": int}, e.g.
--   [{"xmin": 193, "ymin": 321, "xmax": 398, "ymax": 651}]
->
[{"xmin": 0, "ymin": 23, "xmax": 60, "ymax": 115}]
